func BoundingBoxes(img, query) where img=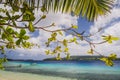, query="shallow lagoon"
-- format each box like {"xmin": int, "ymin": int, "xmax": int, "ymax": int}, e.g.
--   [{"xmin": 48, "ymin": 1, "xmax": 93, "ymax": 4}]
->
[{"xmin": 3, "ymin": 60, "xmax": 120, "ymax": 80}]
